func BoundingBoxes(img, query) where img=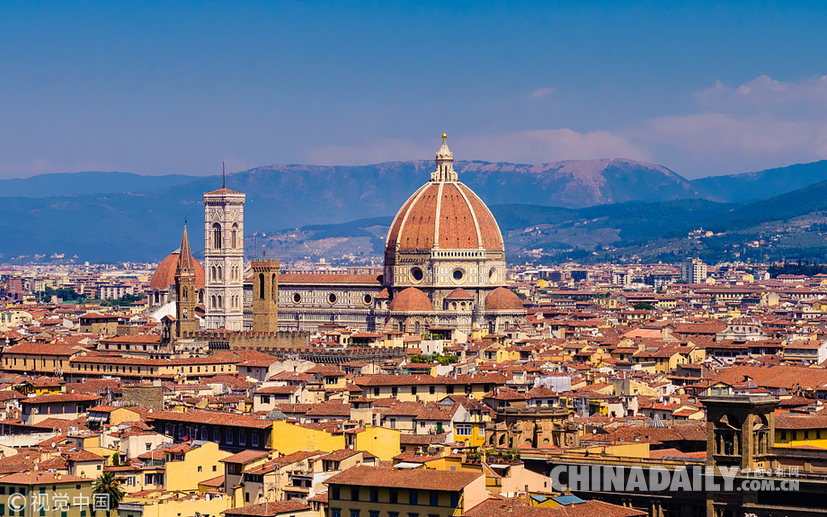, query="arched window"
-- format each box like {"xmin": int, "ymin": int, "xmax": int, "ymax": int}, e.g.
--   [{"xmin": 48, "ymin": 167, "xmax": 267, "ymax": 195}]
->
[
  {"xmin": 259, "ymin": 273, "xmax": 265, "ymax": 299},
  {"xmin": 217, "ymin": 266, "xmax": 223, "ymax": 281},
  {"xmin": 232, "ymin": 224, "xmax": 239, "ymax": 248},
  {"xmin": 212, "ymin": 223, "xmax": 222, "ymax": 250},
  {"xmin": 211, "ymin": 266, "xmax": 216, "ymax": 281},
  {"xmin": 218, "ymin": 295, "xmax": 223, "ymax": 309},
  {"xmin": 182, "ymin": 287, "xmax": 188, "ymax": 299},
  {"xmin": 211, "ymin": 295, "xmax": 216, "ymax": 309}
]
